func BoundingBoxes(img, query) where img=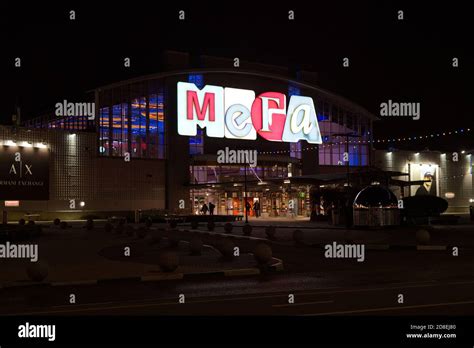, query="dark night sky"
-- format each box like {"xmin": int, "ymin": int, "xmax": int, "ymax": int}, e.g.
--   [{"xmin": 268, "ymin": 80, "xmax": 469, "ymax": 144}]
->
[{"xmin": 1, "ymin": 1, "xmax": 472, "ymax": 151}]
